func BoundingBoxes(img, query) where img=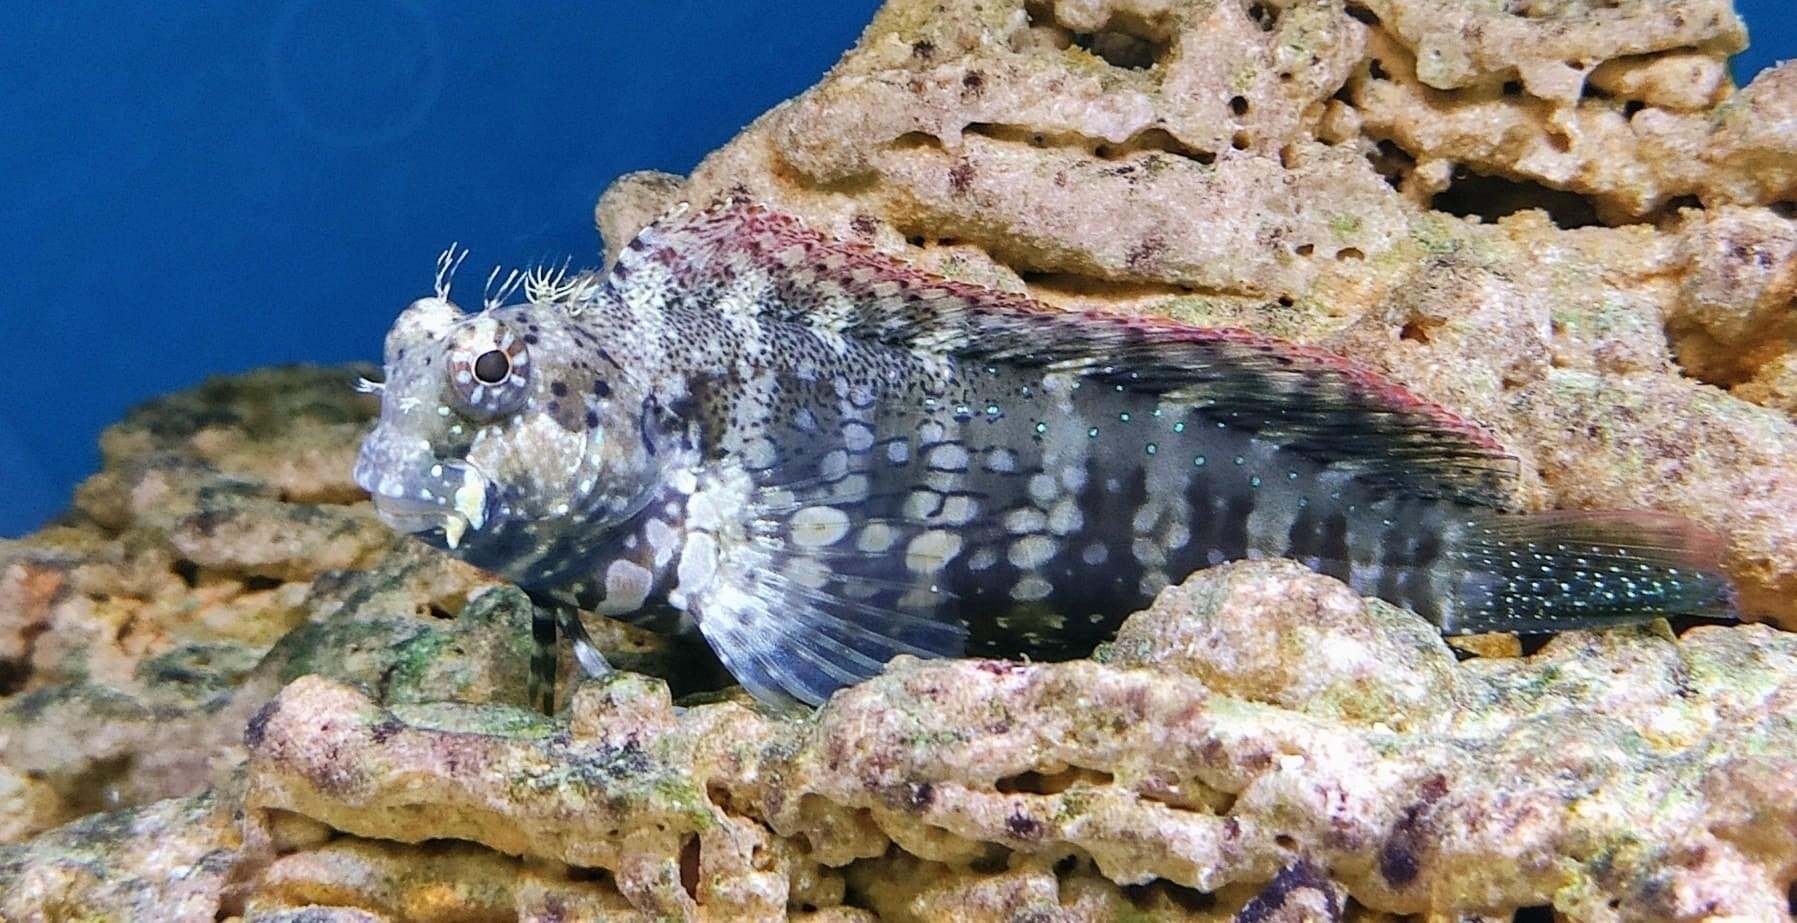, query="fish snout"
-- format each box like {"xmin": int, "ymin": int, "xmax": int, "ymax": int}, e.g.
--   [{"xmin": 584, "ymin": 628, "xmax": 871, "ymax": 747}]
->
[{"xmin": 354, "ymin": 436, "xmax": 492, "ymax": 550}]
